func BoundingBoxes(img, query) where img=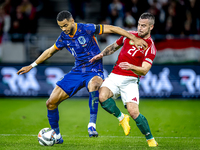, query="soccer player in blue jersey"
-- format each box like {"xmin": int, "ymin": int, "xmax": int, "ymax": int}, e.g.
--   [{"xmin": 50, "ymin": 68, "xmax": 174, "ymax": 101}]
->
[{"xmin": 17, "ymin": 10, "xmax": 147, "ymax": 144}]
